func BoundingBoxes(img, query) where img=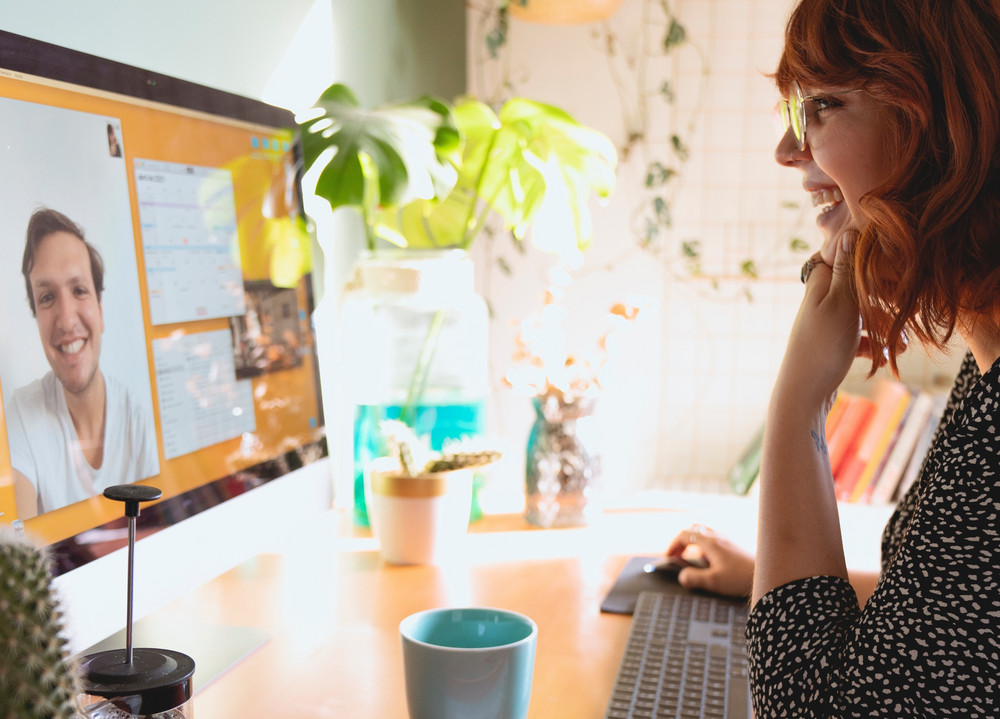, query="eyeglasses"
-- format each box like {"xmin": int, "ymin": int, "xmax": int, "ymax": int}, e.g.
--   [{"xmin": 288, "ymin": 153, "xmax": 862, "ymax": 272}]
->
[{"xmin": 778, "ymin": 82, "xmax": 864, "ymax": 151}]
